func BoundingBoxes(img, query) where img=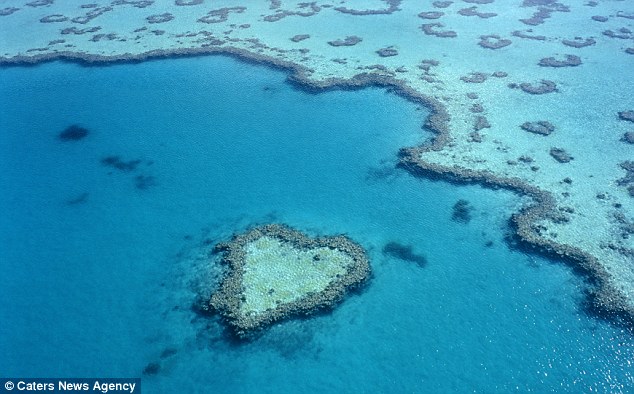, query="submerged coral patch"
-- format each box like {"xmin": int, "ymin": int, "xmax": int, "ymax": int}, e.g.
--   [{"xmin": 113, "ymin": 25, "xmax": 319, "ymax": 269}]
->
[
  {"xmin": 421, "ymin": 23, "xmax": 457, "ymax": 38},
  {"xmin": 562, "ymin": 37, "xmax": 596, "ymax": 48},
  {"xmin": 478, "ymin": 34, "xmax": 511, "ymax": 49},
  {"xmin": 0, "ymin": 7, "xmax": 20, "ymax": 16},
  {"xmin": 521, "ymin": 120, "xmax": 555, "ymax": 135},
  {"xmin": 146, "ymin": 13, "xmax": 174, "ymax": 24},
  {"xmin": 550, "ymin": 147, "xmax": 573, "ymax": 163},
  {"xmin": 209, "ymin": 224, "xmax": 370, "ymax": 338},
  {"xmin": 538, "ymin": 54, "xmax": 581, "ymax": 67},
  {"xmin": 101, "ymin": 155, "xmax": 142, "ymax": 172},
  {"xmin": 376, "ymin": 47, "xmax": 398, "ymax": 57},
  {"xmin": 517, "ymin": 79, "xmax": 558, "ymax": 94},
  {"xmin": 328, "ymin": 36, "xmax": 363, "ymax": 47},
  {"xmin": 418, "ymin": 11, "xmax": 444, "ymax": 19},
  {"xmin": 334, "ymin": 0, "xmax": 401, "ymax": 16},
  {"xmin": 452, "ymin": 199, "xmax": 473, "ymax": 223},
  {"xmin": 618, "ymin": 111, "xmax": 634, "ymax": 123},
  {"xmin": 58, "ymin": 124, "xmax": 89, "ymax": 141},
  {"xmin": 383, "ymin": 242, "xmax": 427, "ymax": 267}
]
